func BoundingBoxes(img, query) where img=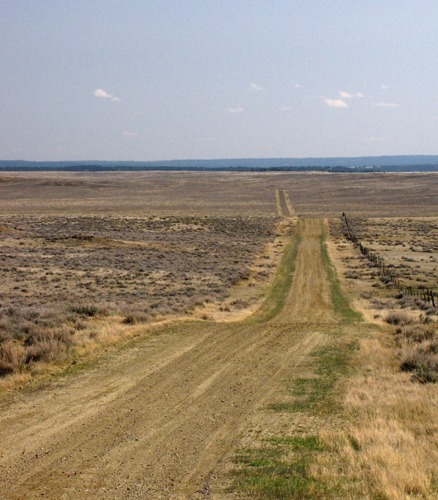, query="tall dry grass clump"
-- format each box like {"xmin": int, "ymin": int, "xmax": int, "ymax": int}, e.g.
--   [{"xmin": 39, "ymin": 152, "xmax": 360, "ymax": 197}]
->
[
  {"xmin": 0, "ymin": 340, "xmax": 25, "ymax": 376},
  {"xmin": 338, "ymin": 332, "xmax": 438, "ymax": 499}
]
